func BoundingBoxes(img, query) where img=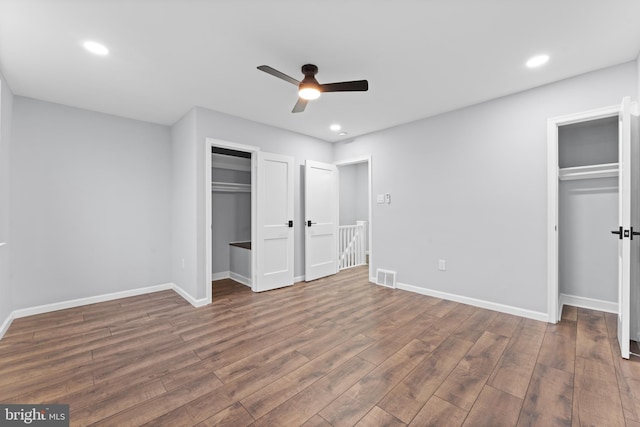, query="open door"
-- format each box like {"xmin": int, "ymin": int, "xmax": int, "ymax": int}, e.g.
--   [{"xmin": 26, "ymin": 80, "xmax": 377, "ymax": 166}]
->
[
  {"xmin": 255, "ymin": 152, "xmax": 294, "ymax": 292},
  {"xmin": 305, "ymin": 160, "xmax": 338, "ymax": 281},
  {"xmin": 618, "ymin": 96, "xmax": 631, "ymax": 359}
]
